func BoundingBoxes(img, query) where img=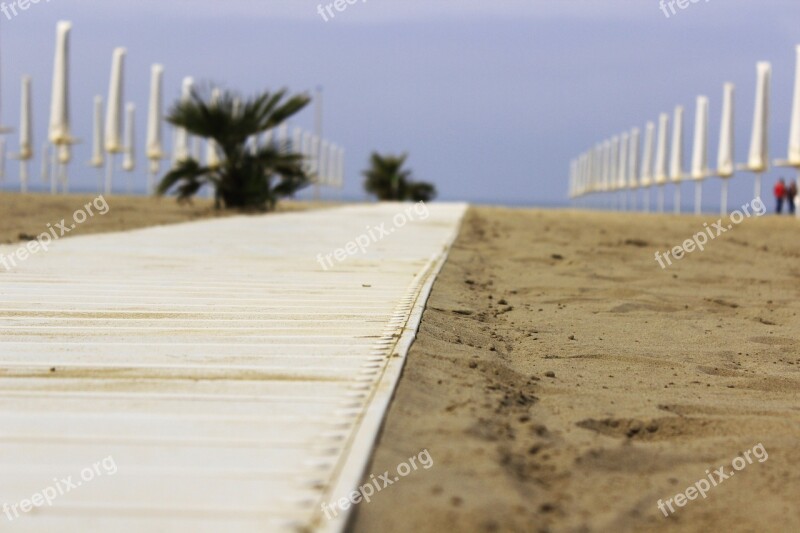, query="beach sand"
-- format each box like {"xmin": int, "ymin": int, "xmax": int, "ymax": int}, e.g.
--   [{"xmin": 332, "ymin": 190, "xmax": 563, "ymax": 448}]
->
[
  {"xmin": 351, "ymin": 206, "xmax": 800, "ymax": 533},
  {"xmin": 0, "ymin": 192, "xmax": 321, "ymax": 244}
]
